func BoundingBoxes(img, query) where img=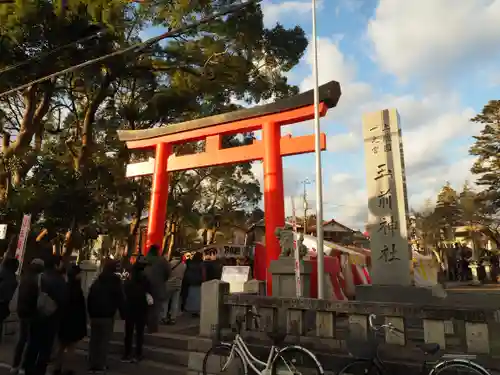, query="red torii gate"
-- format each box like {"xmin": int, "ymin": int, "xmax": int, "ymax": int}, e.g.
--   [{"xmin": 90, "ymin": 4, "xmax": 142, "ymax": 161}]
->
[{"xmin": 117, "ymin": 80, "xmax": 341, "ymax": 293}]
